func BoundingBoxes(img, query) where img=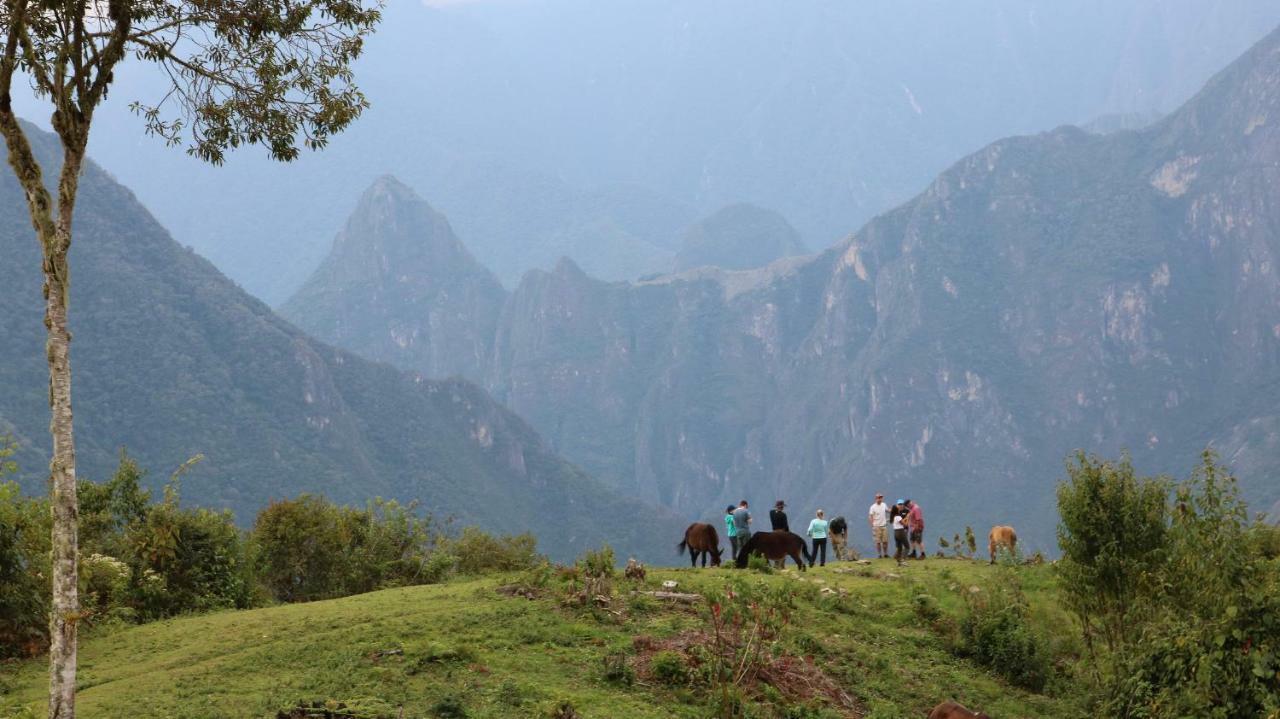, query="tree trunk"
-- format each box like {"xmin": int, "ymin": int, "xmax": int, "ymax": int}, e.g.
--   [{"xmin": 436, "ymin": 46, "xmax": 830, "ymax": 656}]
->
[
  {"xmin": 45, "ymin": 242, "xmax": 78, "ymax": 719},
  {"xmin": 0, "ymin": 105, "xmax": 85, "ymax": 719},
  {"xmin": 46, "ymin": 138, "xmax": 85, "ymax": 719}
]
